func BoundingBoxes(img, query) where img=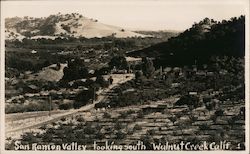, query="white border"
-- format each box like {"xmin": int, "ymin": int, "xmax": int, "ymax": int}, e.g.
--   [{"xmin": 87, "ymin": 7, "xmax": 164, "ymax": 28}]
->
[{"xmin": 0, "ymin": 0, "xmax": 249, "ymax": 154}]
